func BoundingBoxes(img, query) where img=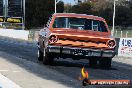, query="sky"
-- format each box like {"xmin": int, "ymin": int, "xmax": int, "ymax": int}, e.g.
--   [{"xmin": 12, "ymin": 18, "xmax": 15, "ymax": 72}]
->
[{"xmin": 61, "ymin": 0, "xmax": 75, "ymax": 5}]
